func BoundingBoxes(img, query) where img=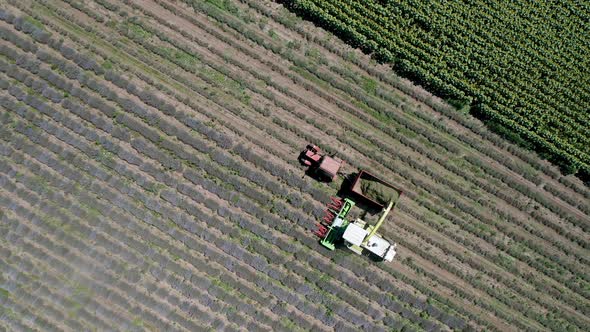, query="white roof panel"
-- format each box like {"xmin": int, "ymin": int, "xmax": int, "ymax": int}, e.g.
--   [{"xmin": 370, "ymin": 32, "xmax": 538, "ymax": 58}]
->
[{"xmin": 342, "ymin": 223, "xmax": 368, "ymax": 246}]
